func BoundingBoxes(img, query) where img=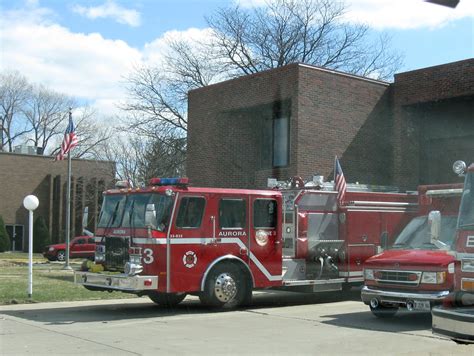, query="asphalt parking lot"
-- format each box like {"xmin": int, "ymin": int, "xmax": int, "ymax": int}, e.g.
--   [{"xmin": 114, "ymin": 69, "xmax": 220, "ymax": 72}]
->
[{"xmin": 0, "ymin": 290, "xmax": 472, "ymax": 355}]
